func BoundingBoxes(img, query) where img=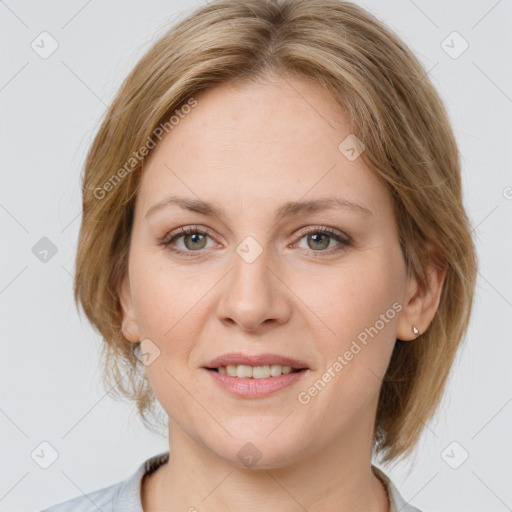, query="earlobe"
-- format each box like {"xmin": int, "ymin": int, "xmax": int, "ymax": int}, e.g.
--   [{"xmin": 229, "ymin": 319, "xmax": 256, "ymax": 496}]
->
[
  {"xmin": 118, "ymin": 273, "xmax": 140, "ymax": 343},
  {"xmin": 397, "ymin": 253, "xmax": 447, "ymax": 341}
]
